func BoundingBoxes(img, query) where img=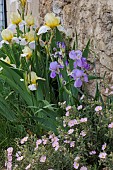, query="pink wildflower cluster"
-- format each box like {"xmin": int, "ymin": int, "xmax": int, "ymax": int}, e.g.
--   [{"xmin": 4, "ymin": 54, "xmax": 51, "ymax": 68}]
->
[
  {"xmin": 35, "ymin": 139, "xmax": 42, "ymax": 150},
  {"xmin": 49, "ymin": 134, "xmax": 59, "ymax": 151},
  {"xmin": 64, "ymin": 140, "xmax": 75, "ymax": 148},
  {"xmin": 16, "ymin": 151, "xmax": 24, "ymax": 161},
  {"xmin": 89, "ymin": 150, "xmax": 96, "ymax": 155},
  {"xmin": 20, "ymin": 136, "xmax": 28, "ymax": 144},
  {"xmin": 6, "ymin": 147, "xmax": 13, "ymax": 170},
  {"xmin": 65, "ymin": 105, "xmax": 72, "ymax": 117},
  {"xmin": 68, "ymin": 119, "xmax": 78, "ymax": 127}
]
